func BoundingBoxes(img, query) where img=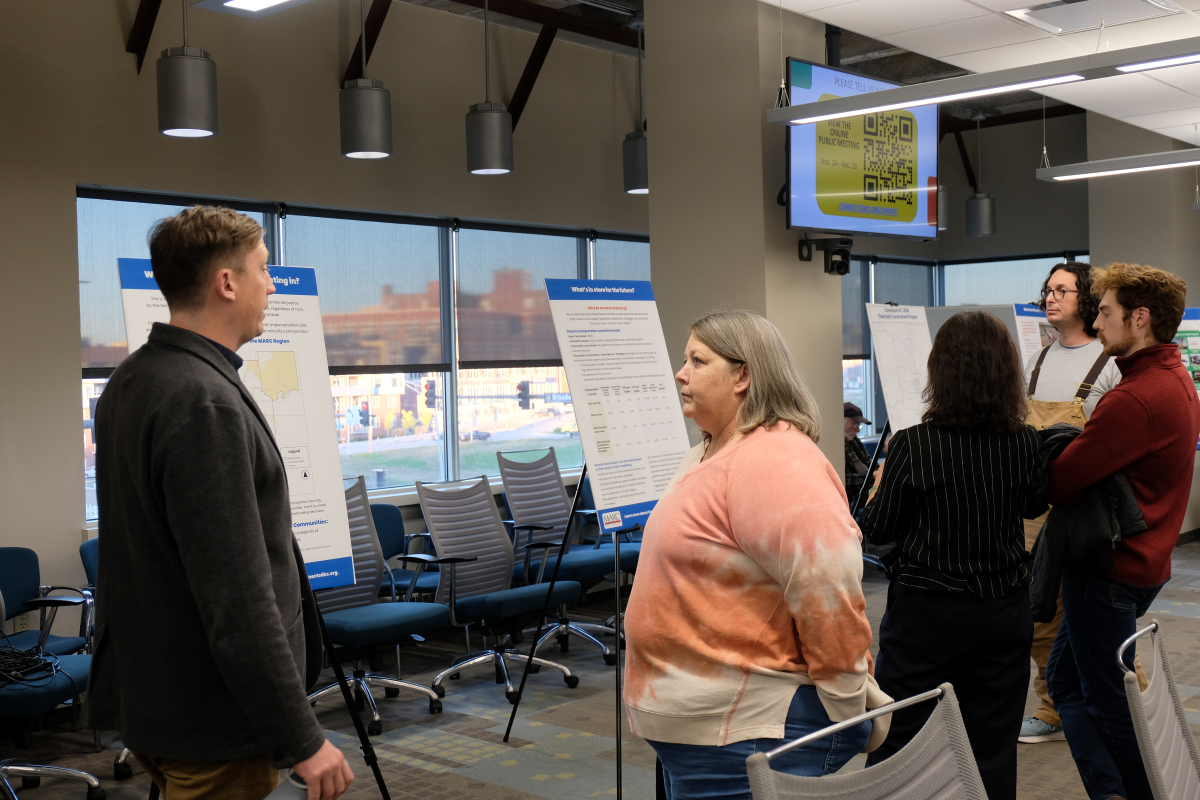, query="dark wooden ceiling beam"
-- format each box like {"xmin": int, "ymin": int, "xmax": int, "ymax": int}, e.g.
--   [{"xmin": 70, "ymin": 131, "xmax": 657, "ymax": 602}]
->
[
  {"xmin": 940, "ymin": 103, "xmax": 1084, "ymax": 138},
  {"xmin": 953, "ymin": 130, "xmax": 978, "ymax": 194},
  {"xmin": 126, "ymin": 0, "xmax": 165, "ymax": 74},
  {"xmin": 342, "ymin": 0, "xmax": 393, "ymax": 85},
  {"xmin": 451, "ymin": 0, "xmax": 638, "ymax": 49},
  {"xmin": 509, "ymin": 25, "xmax": 557, "ymax": 132}
]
